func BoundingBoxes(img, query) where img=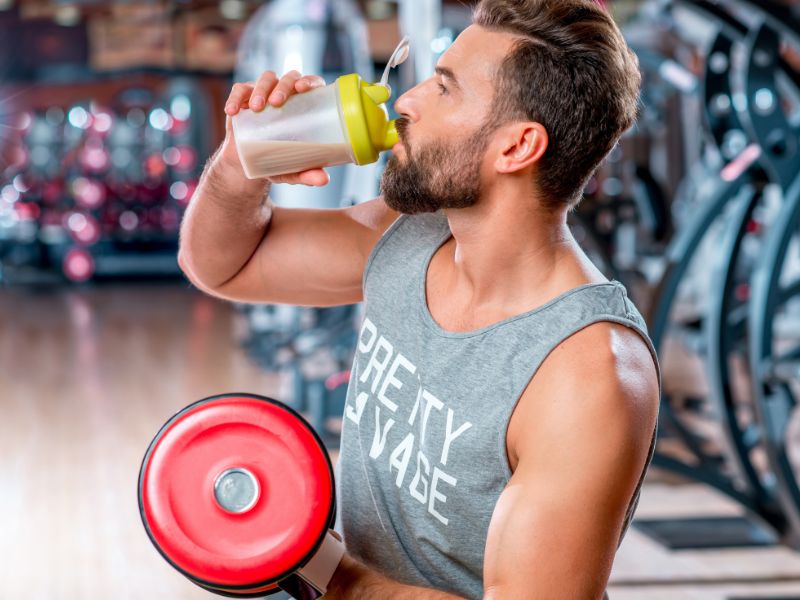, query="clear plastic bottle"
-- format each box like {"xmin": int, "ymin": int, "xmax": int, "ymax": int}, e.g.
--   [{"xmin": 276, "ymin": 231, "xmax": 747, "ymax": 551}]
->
[
  {"xmin": 231, "ymin": 37, "xmax": 410, "ymax": 179},
  {"xmin": 232, "ymin": 75, "xmax": 398, "ymax": 179}
]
